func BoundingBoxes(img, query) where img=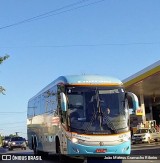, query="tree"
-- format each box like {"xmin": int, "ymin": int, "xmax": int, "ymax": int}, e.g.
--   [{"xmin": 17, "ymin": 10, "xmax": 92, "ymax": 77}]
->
[
  {"xmin": 9, "ymin": 134, "xmax": 16, "ymax": 137},
  {"xmin": 0, "ymin": 86, "xmax": 5, "ymax": 95},
  {"xmin": 0, "ymin": 55, "xmax": 9, "ymax": 64},
  {"xmin": 0, "ymin": 55, "xmax": 9, "ymax": 94}
]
